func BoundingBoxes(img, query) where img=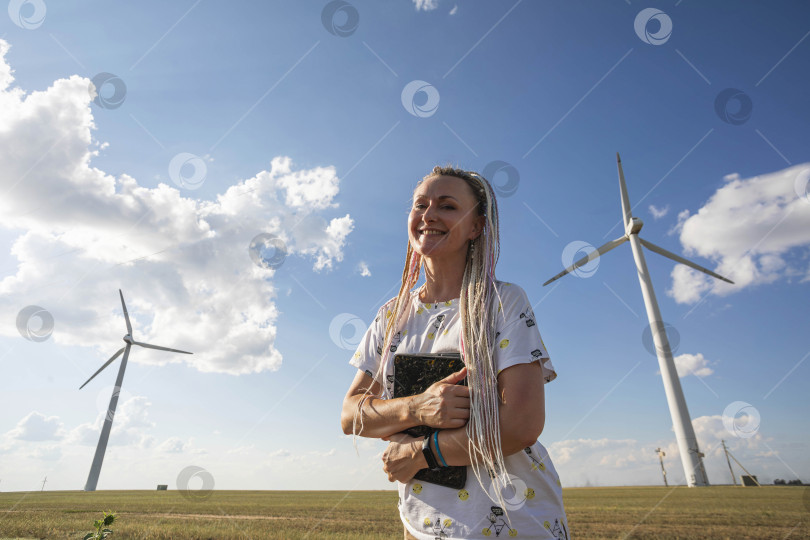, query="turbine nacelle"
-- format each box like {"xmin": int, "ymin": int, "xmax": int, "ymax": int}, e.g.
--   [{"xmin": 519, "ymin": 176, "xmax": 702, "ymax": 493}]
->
[
  {"xmin": 626, "ymin": 216, "xmax": 643, "ymax": 236},
  {"xmin": 123, "ymin": 334, "xmax": 133, "ymax": 344}
]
